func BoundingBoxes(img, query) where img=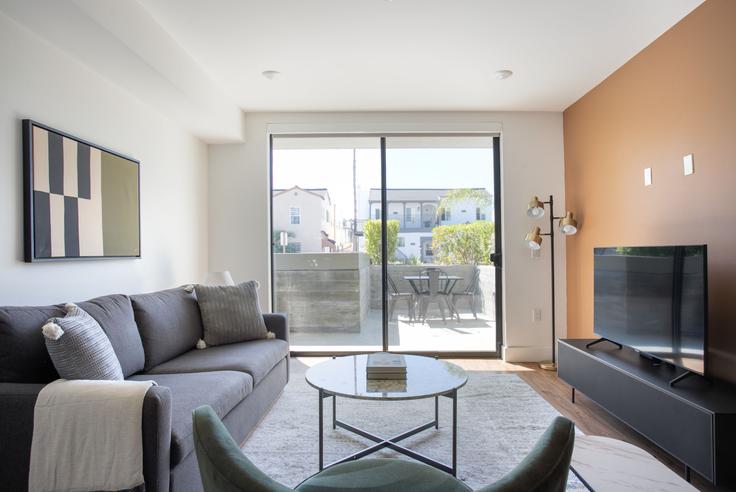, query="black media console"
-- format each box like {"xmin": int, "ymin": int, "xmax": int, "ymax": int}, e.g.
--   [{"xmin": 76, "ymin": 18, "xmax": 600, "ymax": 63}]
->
[{"xmin": 558, "ymin": 339, "xmax": 736, "ymax": 487}]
